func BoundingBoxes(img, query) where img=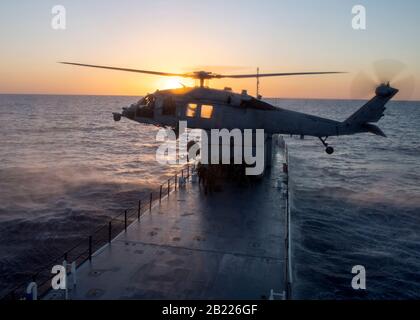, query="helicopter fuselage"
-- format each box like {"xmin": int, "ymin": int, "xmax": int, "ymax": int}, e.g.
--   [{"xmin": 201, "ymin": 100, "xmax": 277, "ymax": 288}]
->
[{"xmin": 118, "ymin": 87, "xmax": 370, "ymax": 138}]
